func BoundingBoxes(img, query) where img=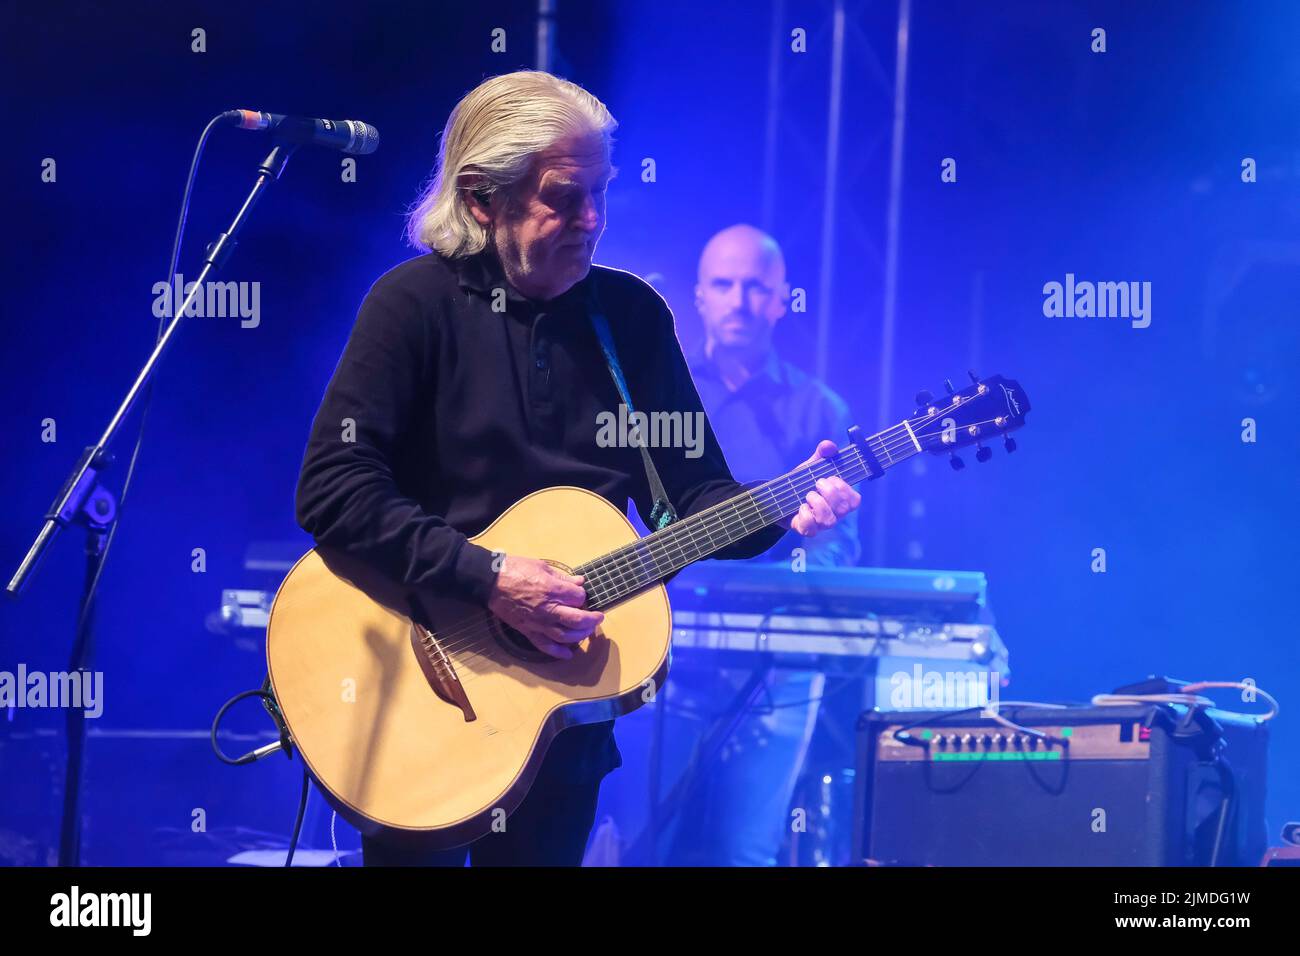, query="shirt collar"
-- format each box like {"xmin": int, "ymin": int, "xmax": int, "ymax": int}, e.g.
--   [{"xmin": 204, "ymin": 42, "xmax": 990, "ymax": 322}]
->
[{"xmin": 454, "ymin": 248, "xmax": 587, "ymax": 313}]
